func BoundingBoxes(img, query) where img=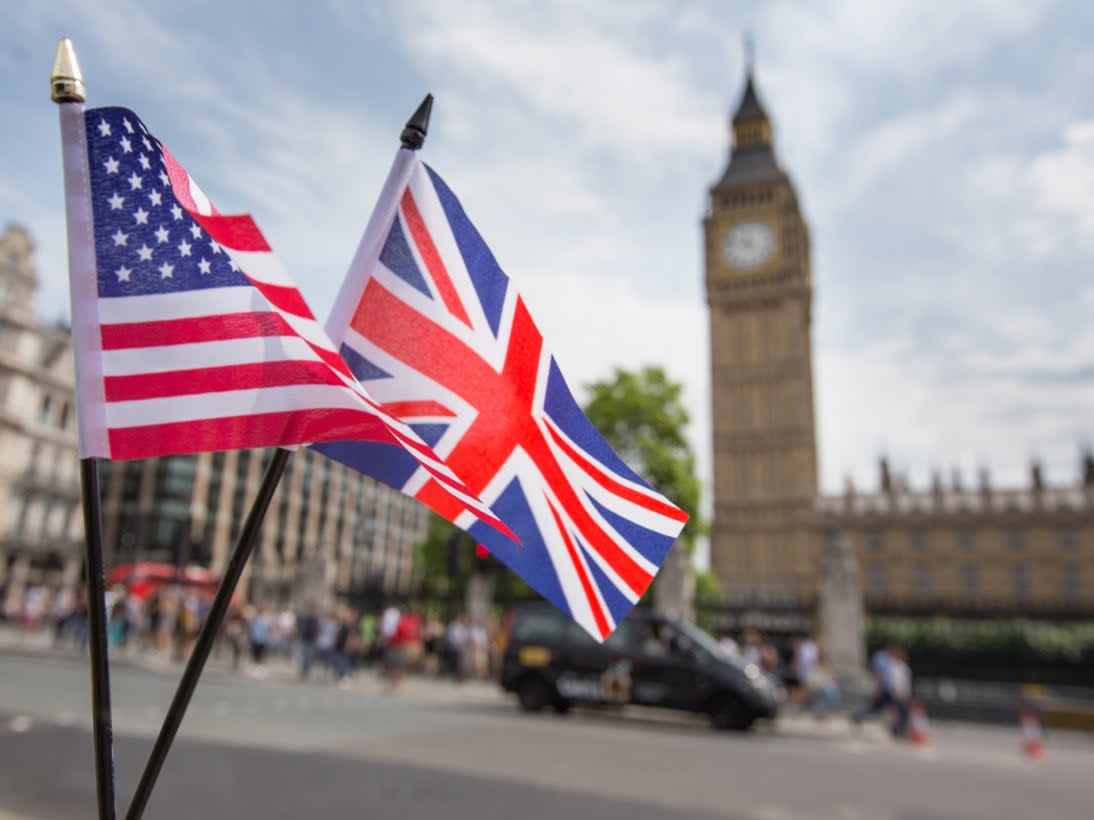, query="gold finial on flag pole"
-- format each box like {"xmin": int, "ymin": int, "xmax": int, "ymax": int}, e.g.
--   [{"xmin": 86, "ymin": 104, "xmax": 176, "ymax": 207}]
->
[{"xmin": 51, "ymin": 38, "xmax": 86, "ymax": 103}]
